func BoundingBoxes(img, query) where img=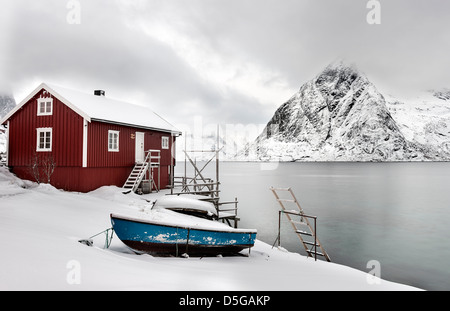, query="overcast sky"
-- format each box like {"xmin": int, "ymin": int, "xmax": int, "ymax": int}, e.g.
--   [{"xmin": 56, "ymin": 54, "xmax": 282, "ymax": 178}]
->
[{"xmin": 2, "ymin": 0, "xmax": 450, "ymax": 134}]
